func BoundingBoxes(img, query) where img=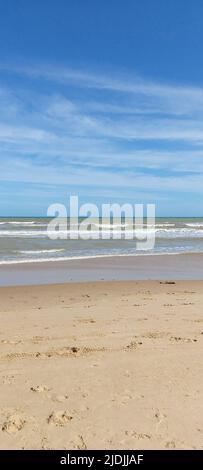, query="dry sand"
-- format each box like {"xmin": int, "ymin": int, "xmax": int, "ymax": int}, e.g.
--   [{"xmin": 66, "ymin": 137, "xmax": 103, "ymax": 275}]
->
[{"xmin": 0, "ymin": 280, "xmax": 203, "ymax": 449}]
